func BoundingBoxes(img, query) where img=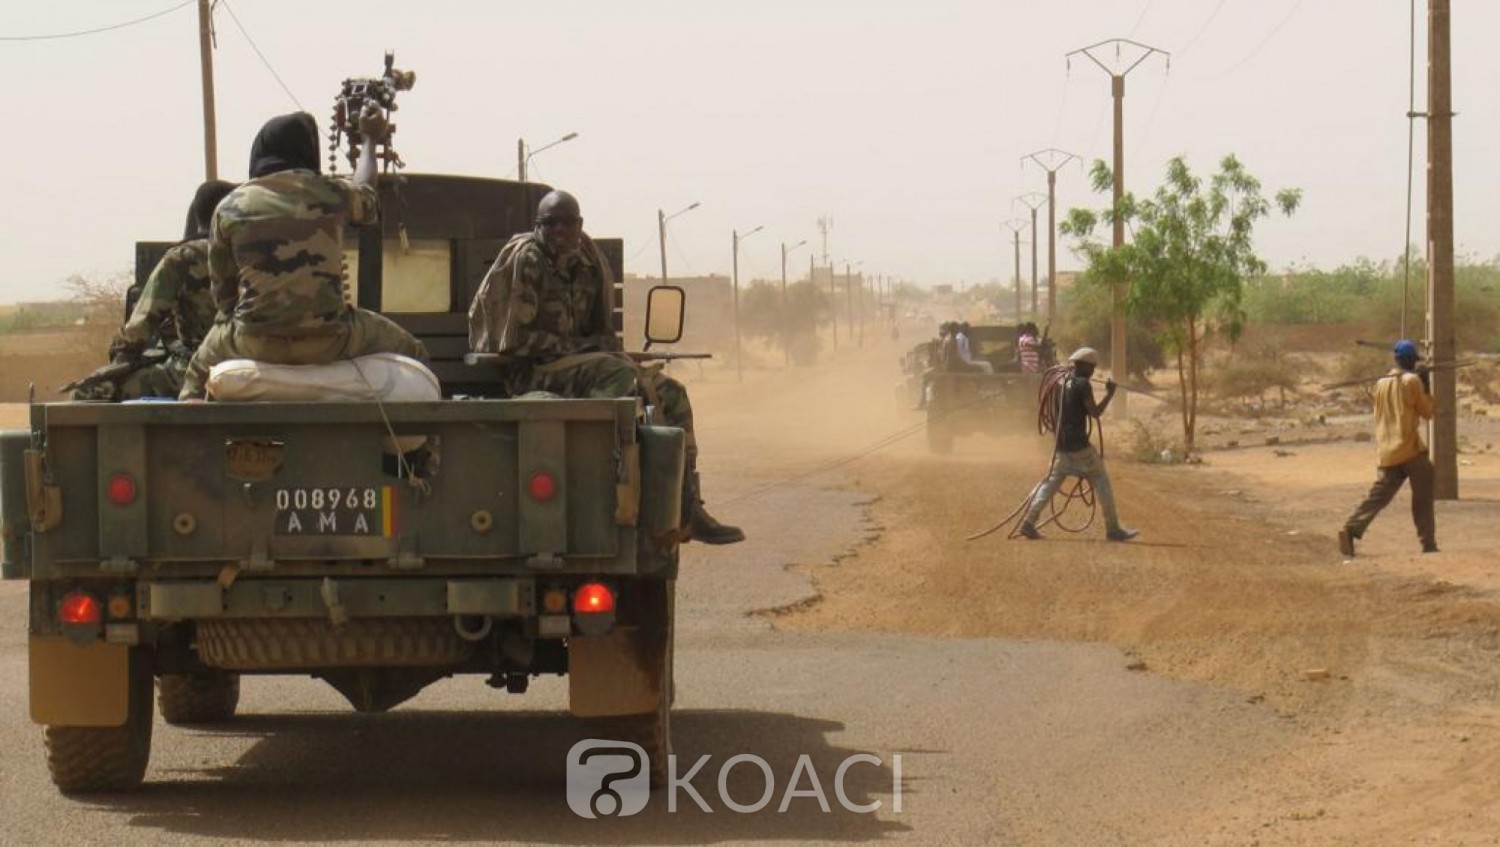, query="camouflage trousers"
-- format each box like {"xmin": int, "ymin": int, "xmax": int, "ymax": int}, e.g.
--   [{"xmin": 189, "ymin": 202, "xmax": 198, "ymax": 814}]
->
[
  {"xmin": 180, "ymin": 308, "xmax": 428, "ymax": 400},
  {"xmin": 71, "ymin": 354, "xmax": 189, "ymax": 402},
  {"xmin": 515, "ymin": 352, "xmax": 695, "ymax": 444}
]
